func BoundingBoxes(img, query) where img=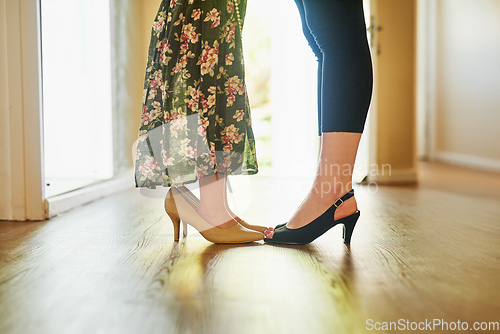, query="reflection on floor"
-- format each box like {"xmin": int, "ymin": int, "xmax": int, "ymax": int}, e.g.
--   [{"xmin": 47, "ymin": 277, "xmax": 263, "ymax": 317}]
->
[{"xmin": 1, "ymin": 162, "xmax": 500, "ymax": 334}]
